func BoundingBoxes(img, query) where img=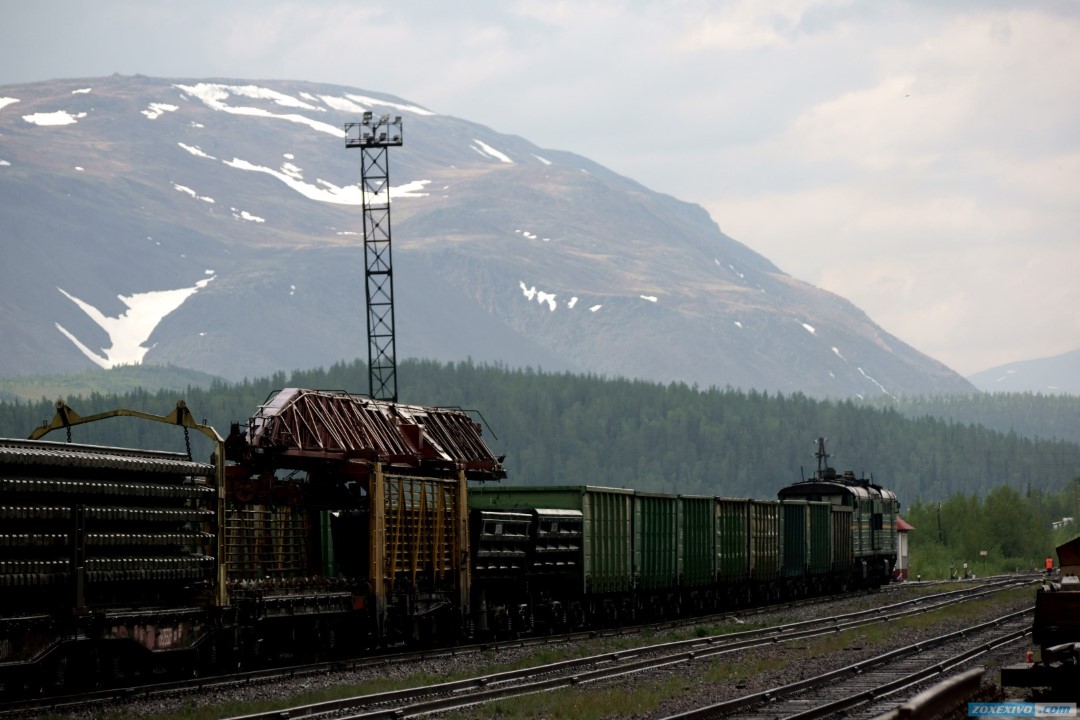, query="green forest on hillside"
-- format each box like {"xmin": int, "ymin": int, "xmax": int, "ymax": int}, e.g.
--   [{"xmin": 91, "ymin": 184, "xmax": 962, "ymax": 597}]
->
[
  {"xmin": 2, "ymin": 359, "xmax": 1079, "ymax": 507},
  {"xmin": 905, "ymin": 482, "xmax": 1080, "ymax": 579},
  {"xmin": 866, "ymin": 393, "xmax": 1080, "ymax": 446}
]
